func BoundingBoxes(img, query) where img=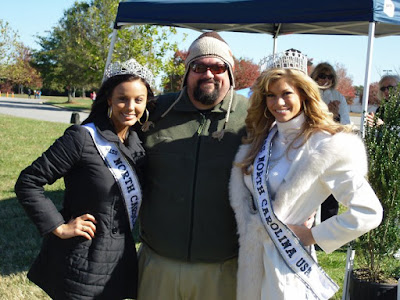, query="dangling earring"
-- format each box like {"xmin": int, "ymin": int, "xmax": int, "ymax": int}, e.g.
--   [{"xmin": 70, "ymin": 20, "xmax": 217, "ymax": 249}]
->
[
  {"xmin": 263, "ymin": 106, "xmax": 269, "ymax": 119},
  {"xmin": 138, "ymin": 109, "xmax": 149, "ymax": 125},
  {"xmin": 108, "ymin": 106, "xmax": 113, "ymax": 119}
]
